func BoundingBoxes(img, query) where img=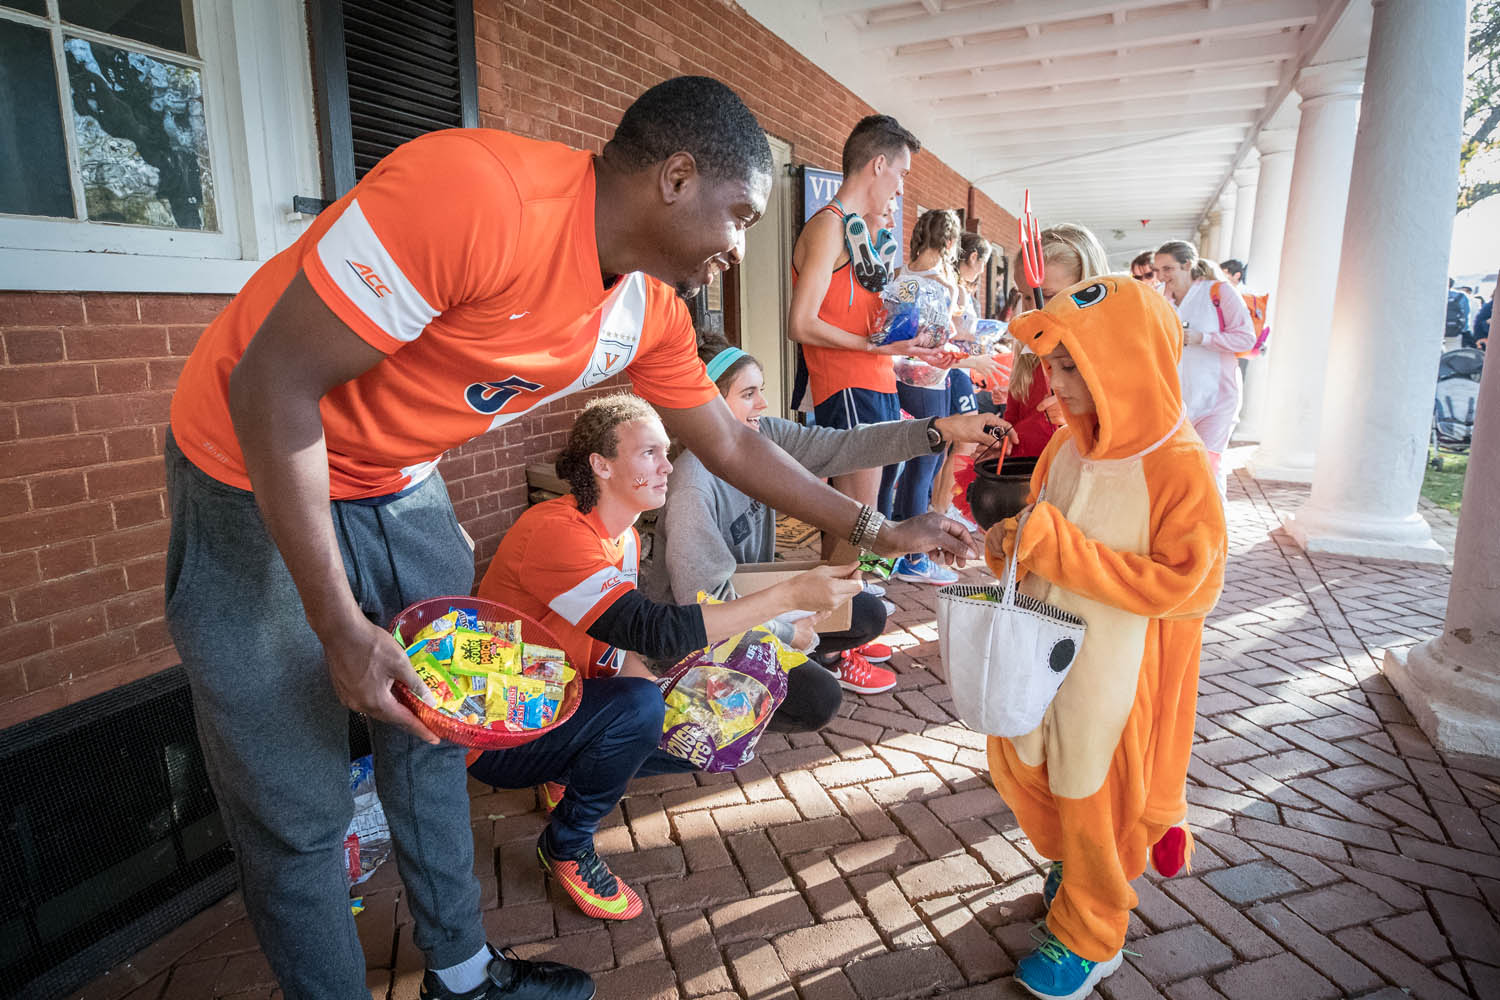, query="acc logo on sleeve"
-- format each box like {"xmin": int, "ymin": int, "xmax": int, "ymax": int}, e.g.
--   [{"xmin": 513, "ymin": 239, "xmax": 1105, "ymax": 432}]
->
[
  {"xmin": 315, "ymin": 198, "xmax": 438, "ymax": 343},
  {"xmin": 348, "ymin": 261, "xmax": 391, "ymax": 298}
]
